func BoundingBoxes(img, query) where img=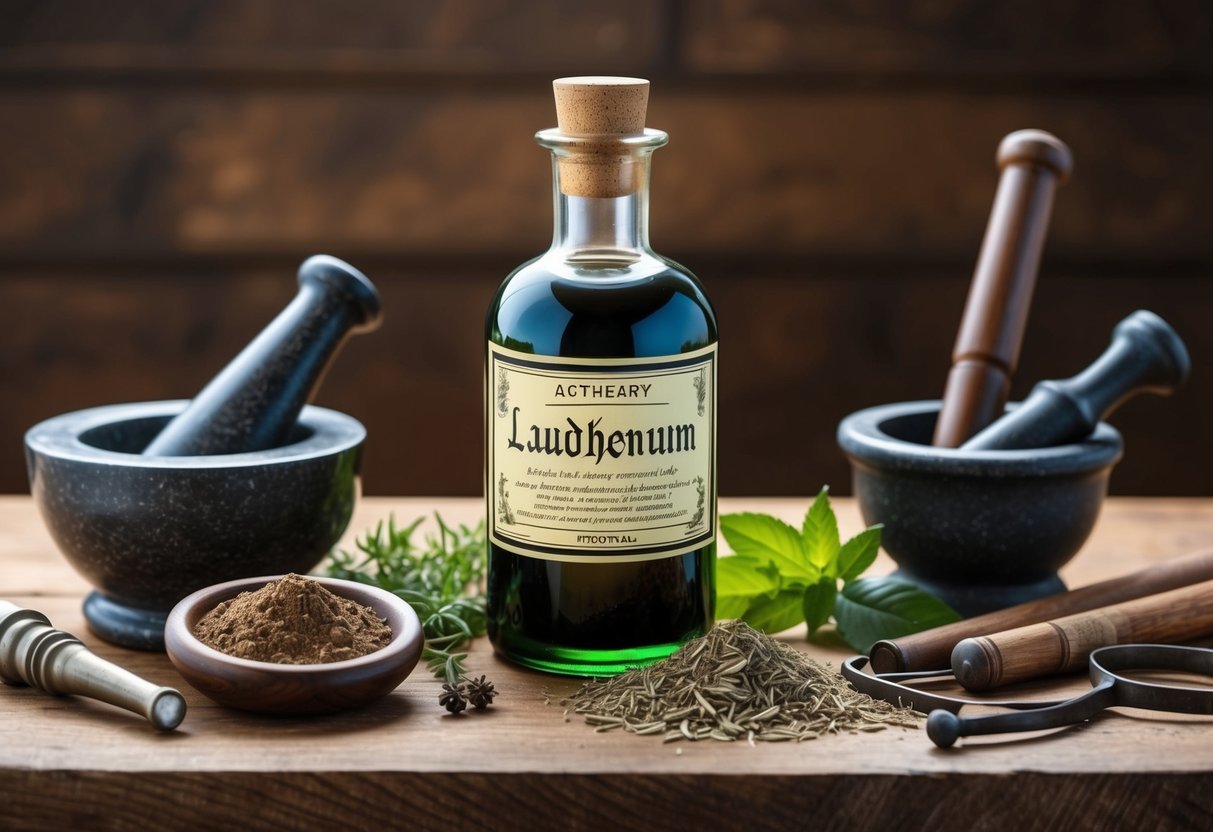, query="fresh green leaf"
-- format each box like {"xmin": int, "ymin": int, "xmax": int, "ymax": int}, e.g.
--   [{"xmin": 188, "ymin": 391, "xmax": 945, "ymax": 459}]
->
[
  {"xmin": 836, "ymin": 525, "xmax": 883, "ymax": 582},
  {"xmin": 714, "ymin": 488, "xmax": 955, "ymax": 652},
  {"xmin": 744, "ymin": 588, "xmax": 810, "ymax": 635},
  {"xmin": 801, "ymin": 578, "xmax": 837, "ymax": 636},
  {"xmin": 720, "ymin": 512, "xmax": 817, "ymax": 584},
  {"xmin": 716, "ymin": 555, "xmax": 780, "ymax": 619},
  {"xmin": 834, "ymin": 576, "xmax": 961, "ymax": 653},
  {"xmin": 802, "ymin": 486, "xmax": 841, "ymax": 572}
]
